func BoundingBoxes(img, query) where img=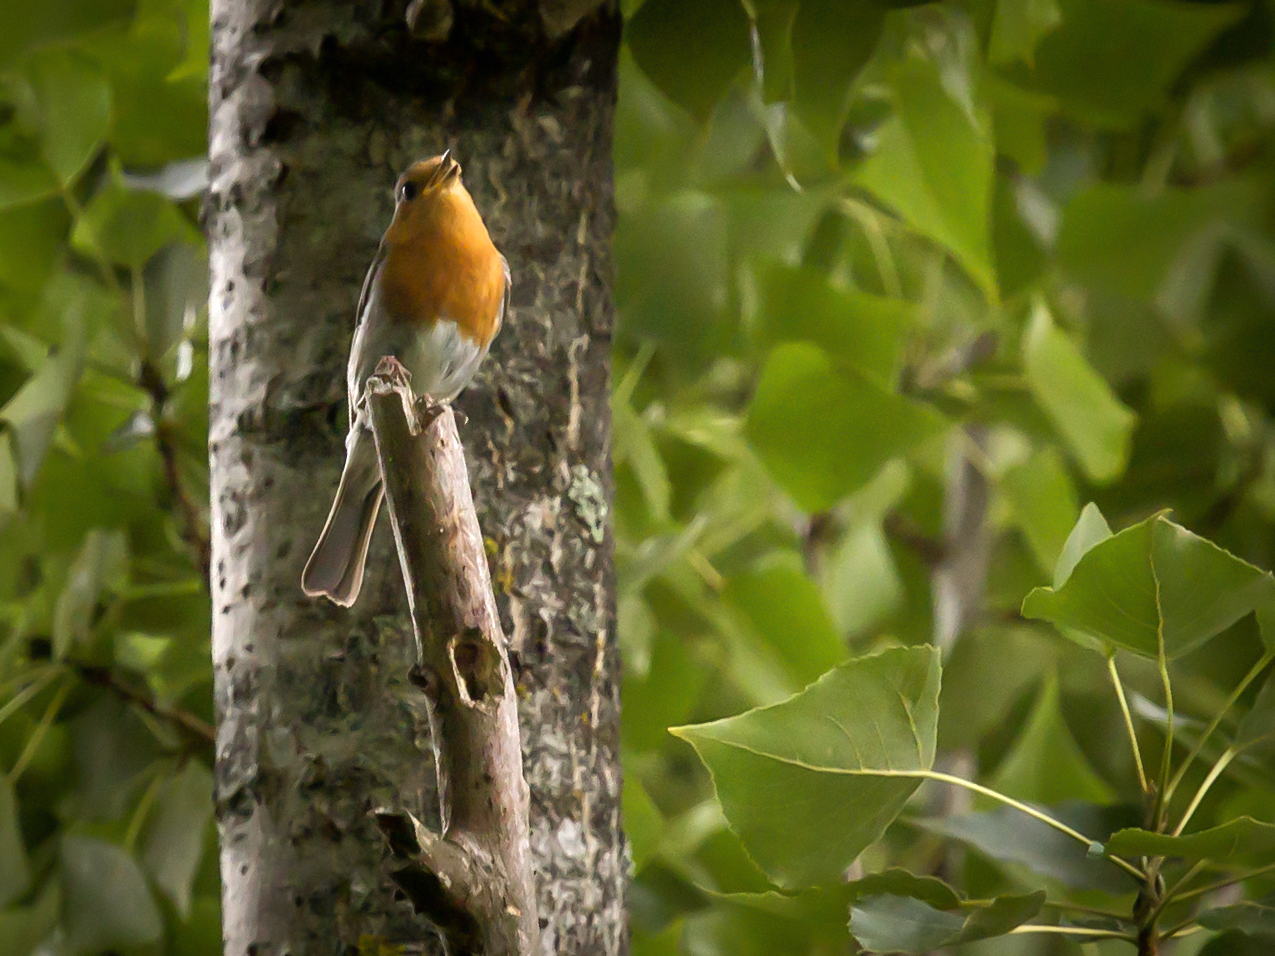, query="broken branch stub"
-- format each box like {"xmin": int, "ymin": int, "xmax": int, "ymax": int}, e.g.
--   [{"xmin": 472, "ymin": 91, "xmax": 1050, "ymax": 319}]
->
[{"xmin": 366, "ymin": 374, "xmax": 539, "ymax": 956}]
